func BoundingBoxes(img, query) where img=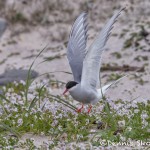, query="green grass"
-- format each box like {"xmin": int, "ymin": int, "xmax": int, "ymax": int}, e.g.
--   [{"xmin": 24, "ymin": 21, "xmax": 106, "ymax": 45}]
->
[
  {"xmin": 122, "ymin": 23, "xmax": 149, "ymax": 50},
  {"xmin": 0, "ymin": 48, "xmax": 149, "ymax": 149},
  {"xmin": 0, "ymin": 80, "xmax": 149, "ymax": 149}
]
